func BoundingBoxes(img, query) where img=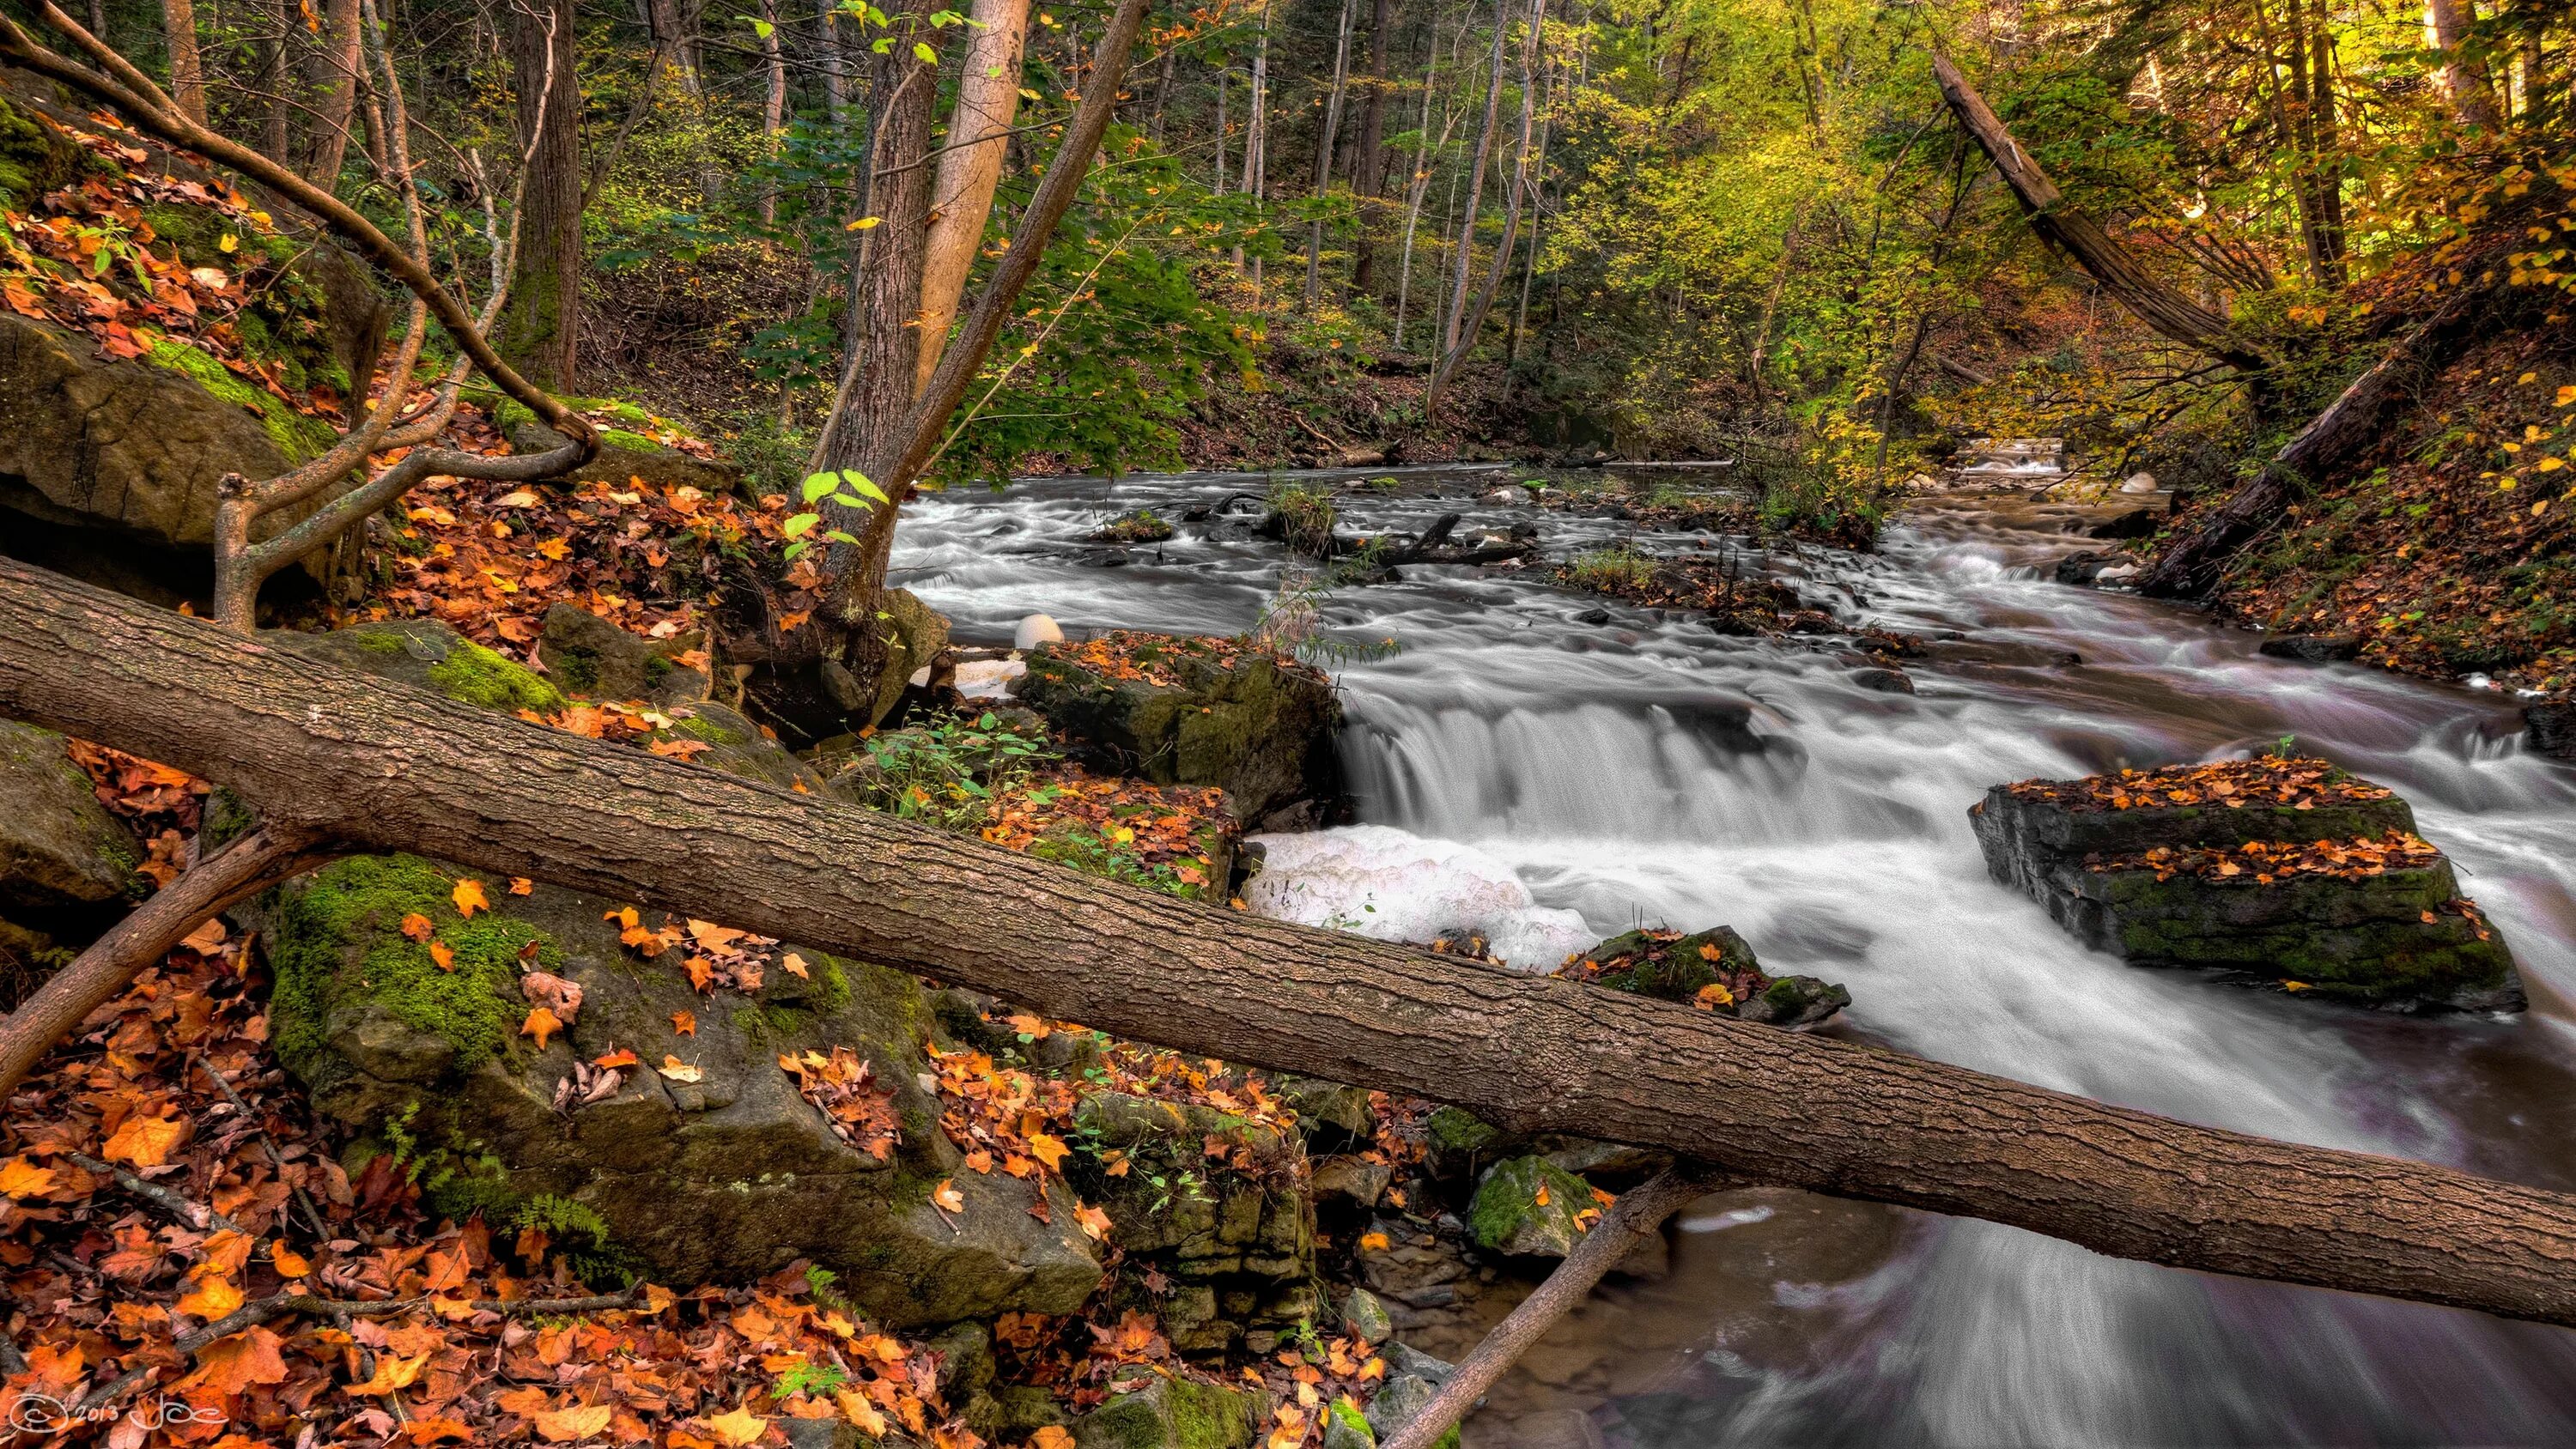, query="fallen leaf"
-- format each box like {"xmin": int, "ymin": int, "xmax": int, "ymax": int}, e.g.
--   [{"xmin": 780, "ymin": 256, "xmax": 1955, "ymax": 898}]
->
[
  {"xmin": 836, "ymin": 1391, "xmax": 888, "ymax": 1435},
  {"xmin": 781, "ymin": 952, "xmax": 811, "ymax": 979},
  {"xmin": 346, "ymin": 1351, "xmax": 431, "ymax": 1396},
  {"xmin": 180, "ymin": 917, "xmax": 228, "ymax": 953},
  {"xmin": 453, "ymin": 878, "xmax": 491, "ymax": 918},
  {"xmin": 510, "ymin": 877, "xmax": 535, "ymax": 895},
  {"xmin": 177, "ymin": 1270, "xmax": 243, "ymax": 1320},
  {"xmin": 671, "ymin": 1010, "xmax": 696, "ymax": 1036},
  {"xmin": 933, "ymin": 1179, "xmax": 966, "ymax": 1212},
  {"xmin": 400, "ymin": 912, "xmax": 436, "ymax": 942},
  {"xmin": 0, "ymin": 1157, "xmax": 58, "ymax": 1197},
  {"xmin": 1026, "ymin": 1132, "xmax": 1070, "ymax": 1171},
  {"xmin": 658, "ymin": 1055, "xmax": 704, "ymax": 1083},
  {"xmin": 705, "ymin": 1407, "xmax": 770, "ymax": 1447},
  {"xmin": 1073, "ymin": 1203, "xmax": 1113, "ymax": 1240},
  {"xmin": 103, "ymin": 1112, "xmax": 186, "ymax": 1168},
  {"xmin": 271, "ymin": 1244, "xmax": 312, "ymax": 1278},
  {"xmin": 1030, "ymin": 1428, "xmax": 1075, "ymax": 1449},
  {"xmin": 532, "ymin": 1403, "xmax": 615, "ymax": 1442},
  {"xmin": 521, "ymin": 1006, "xmax": 563, "ymax": 1051},
  {"xmin": 593, "ymin": 1047, "xmax": 641, "ymax": 1069},
  {"xmin": 428, "ymin": 940, "xmax": 455, "ymax": 971},
  {"xmin": 179, "ymin": 1325, "xmax": 289, "ymax": 1395}
]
